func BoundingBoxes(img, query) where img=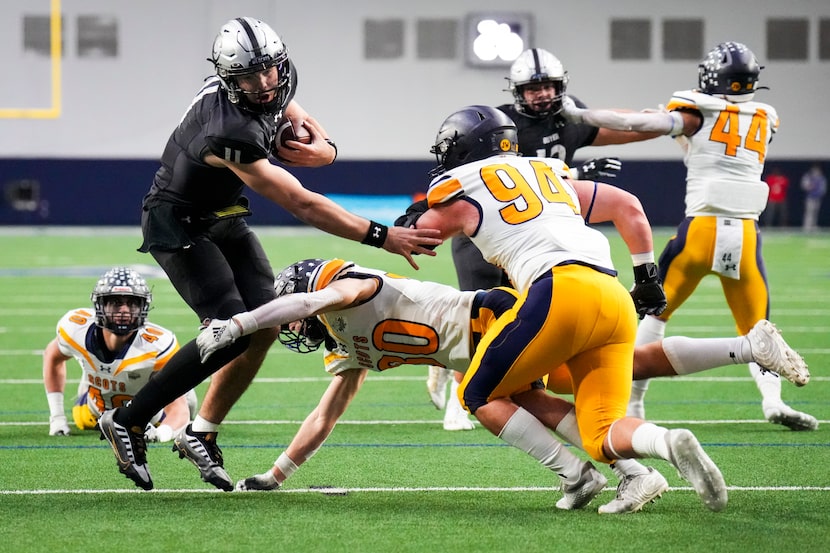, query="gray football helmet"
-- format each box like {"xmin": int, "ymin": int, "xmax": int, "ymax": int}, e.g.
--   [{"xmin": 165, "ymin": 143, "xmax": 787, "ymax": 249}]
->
[
  {"xmin": 508, "ymin": 48, "xmax": 569, "ymax": 117},
  {"xmin": 210, "ymin": 17, "xmax": 296, "ymax": 115},
  {"xmin": 91, "ymin": 267, "xmax": 152, "ymax": 335}
]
